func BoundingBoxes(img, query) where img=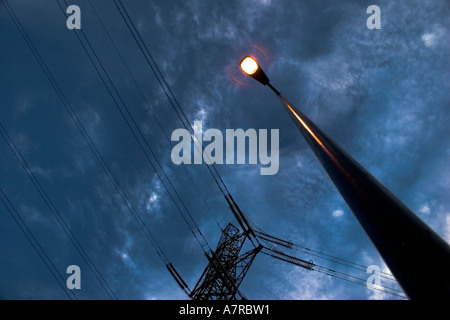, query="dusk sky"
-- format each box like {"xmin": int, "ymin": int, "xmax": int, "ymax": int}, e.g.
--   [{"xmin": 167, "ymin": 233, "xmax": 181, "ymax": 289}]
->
[{"xmin": 1, "ymin": 0, "xmax": 449, "ymax": 300}]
